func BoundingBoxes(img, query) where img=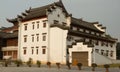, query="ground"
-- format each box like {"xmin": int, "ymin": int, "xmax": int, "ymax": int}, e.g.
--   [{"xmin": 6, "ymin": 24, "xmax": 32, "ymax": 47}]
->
[{"xmin": 0, "ymin": 64, "xmax": 120, "ymax": 72}]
